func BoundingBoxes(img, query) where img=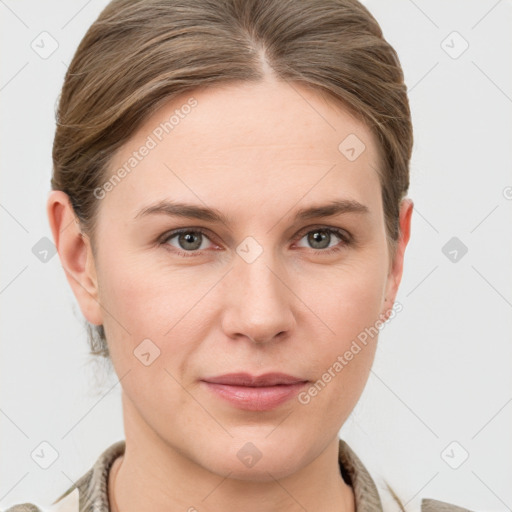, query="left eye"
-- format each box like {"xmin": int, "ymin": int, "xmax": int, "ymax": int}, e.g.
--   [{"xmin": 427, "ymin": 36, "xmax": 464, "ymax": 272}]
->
[{"xmin": 296, "ymin": 228, "xmax": 348, "ymax": 251}]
